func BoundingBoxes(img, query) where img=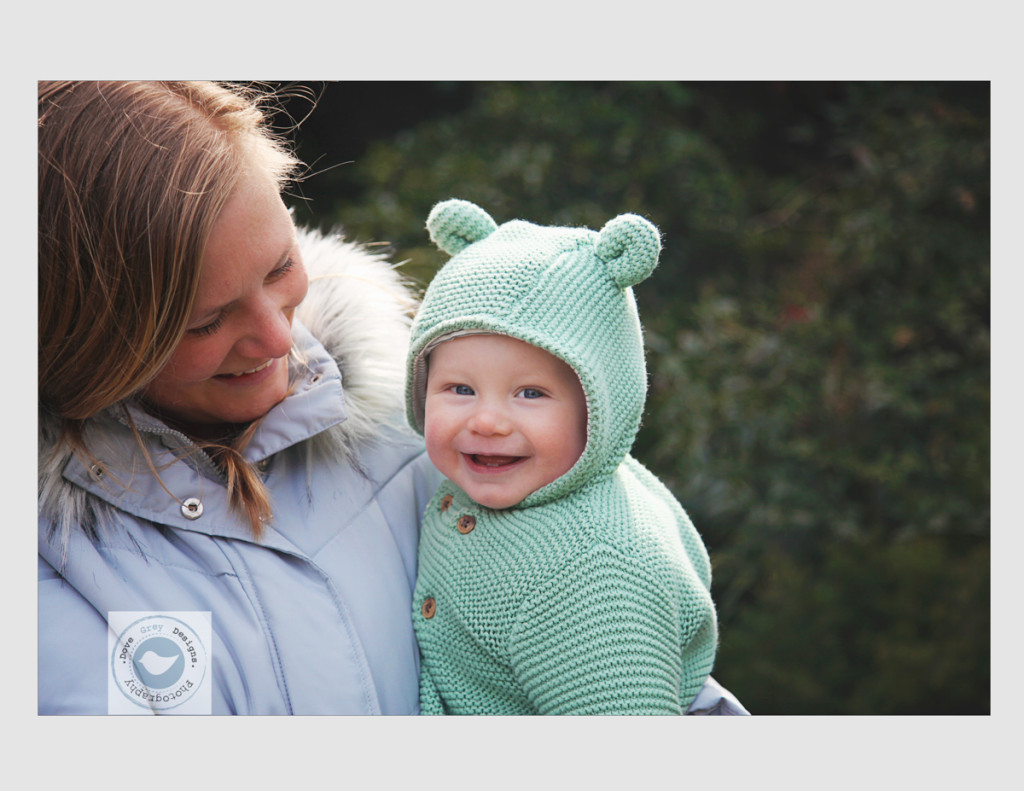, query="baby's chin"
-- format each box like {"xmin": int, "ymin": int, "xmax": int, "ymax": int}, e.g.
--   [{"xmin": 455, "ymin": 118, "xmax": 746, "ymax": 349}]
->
[
  {"xmin": 453, "ymin": 477, "xmax": 530, "ymax": 511},
  {"xmin": 460, "ymin": 477, "xmax": 554, "ymax": 511},
  {"xmin": 471, "ymin": 492, "xmax": 526, "ymax": 510}
]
